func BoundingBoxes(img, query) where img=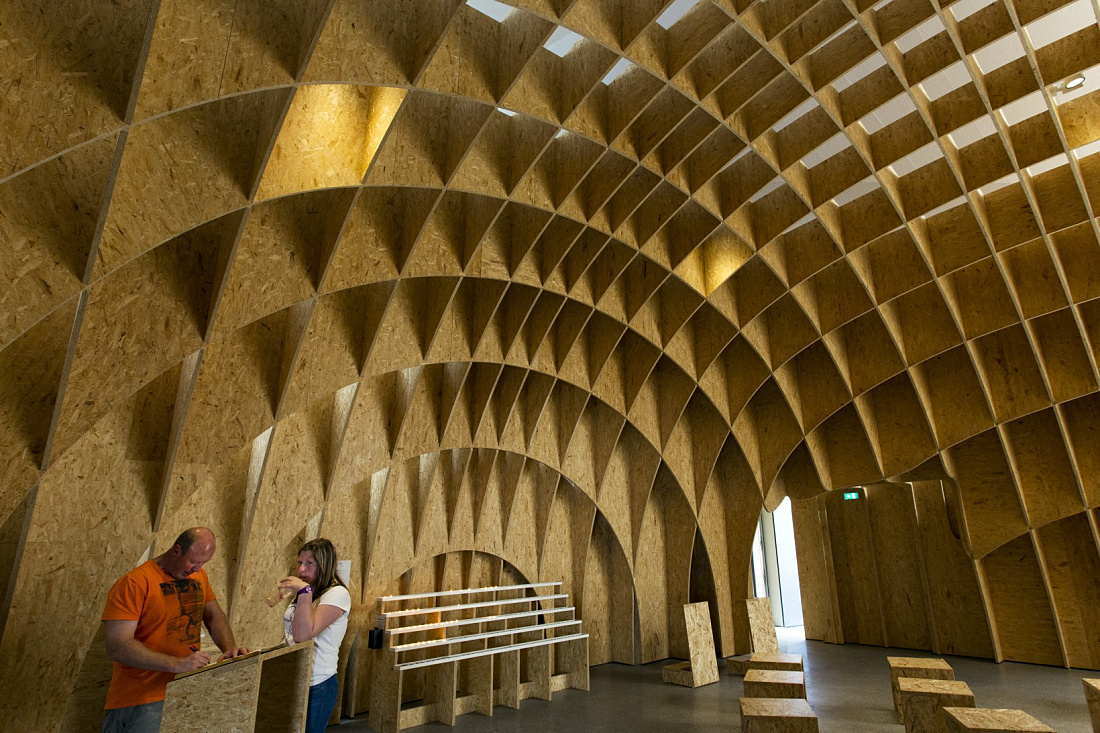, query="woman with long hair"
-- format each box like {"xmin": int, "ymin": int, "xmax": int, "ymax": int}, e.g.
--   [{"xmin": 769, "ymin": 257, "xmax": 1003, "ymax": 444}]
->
[{"xmin": 277, "ymin": 538, "xmax": 351, "ymax": 733}]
